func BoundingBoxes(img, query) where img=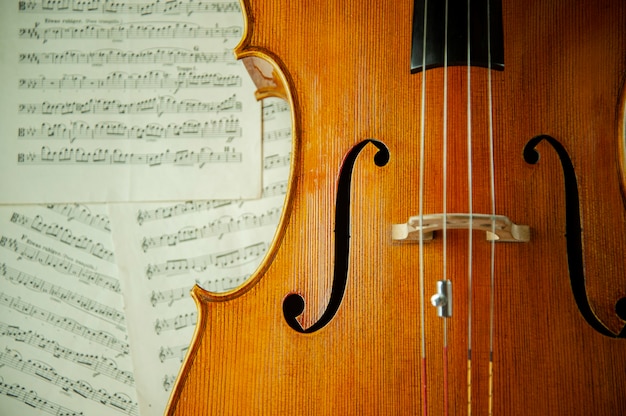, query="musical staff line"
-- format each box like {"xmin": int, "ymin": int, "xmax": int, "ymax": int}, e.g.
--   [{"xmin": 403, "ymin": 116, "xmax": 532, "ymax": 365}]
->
[
  {"xmin": 261, "ymin": 180, "xmax": 289, "ymax": 199},
  {"xmin": 2, "ymin": 0, "xmax": 271, "ymax": 411},
  {"xmin": 262, "ymin": 100, "xmax": 290, "ymax": 119},
  {"xmin": 150, "ymin": 286, "xmax": 192, "ymax": 308},
  {"xmin": 0, "ymin": 292, "xmax": 129, "ymax": 355},
  {"xmin": 10, "ymin": 212, "xmax": 115, "ymax": 263},
  {"xmin": 19, "ymin": 22, "xmax": 241, "ymax": 42},
  {"xmin": 0, "ymin": 349, "xmax": 138, "ymax": 415},
  {"xmin": 18, "ymin": 118, "xmax": 241, "ymax": 142},
  {"xmin": 19, "ymin": 48, "xmax": 235, "ymax": 65},
  {"xmin": 1, "ymin": 263, "xmax": 125, "ymax": 326},
  {"xmin": 0, "ymin": 321, "xmax": 135, "ymax": 386},
  {"xmin": 158, "ymin": 344, "xmax": 189, "ymax": 363},
  {"xmin": 154, "ymin": 311, "xmax": 196, "ymax": 335},
  {"xmin": 141, "ymin": 207, "xmax": 282, "ymax": 252},
  {"xmin": 0, "ymin": 377, "xmax": 83, "ymax": 416},
  {"xmin": 19, "ymin": 94, "xmax": 241, "ymax": 116},
  {"xmin": 46, "ymin": 204, "xmax": 111, "ymax": 233},
  {"xmin": 145, "ymin": 241, "xmax": 268, "ymax": 279},
  {"xmin": 18, "ymin": 0, "xmax": 241, "ymax": 15},
  {"xmin": 18, "ymin": 146, "xmax": 242, "ymax": 167},
  {"xmin": 264, "ymin": 127, "xmax": 292, "ymax": 143},
  {"xmin": 0, "ymin": 235, "xmax": 120, "ymax": 293},
  {"xmin": 202, "ymin": 274, "xmax": 249, "ymax": 292},
  {"xmin": 149, "ymin": 274, "xmax": 247, "ymax": 307},
  {"xmin": 19, "ymin": 71, "xmax": 242, "ymax": 91},
  {"xmin": 264, "ymin": 152, "xmax": 291, "ymax": 169},
  {"xmin": 135, "ymin": 180, "xmax": 288, "ymax": 225},
  {"xmin": 136, "ymin": 200, "xmax": 234, "ymax": 225}
]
